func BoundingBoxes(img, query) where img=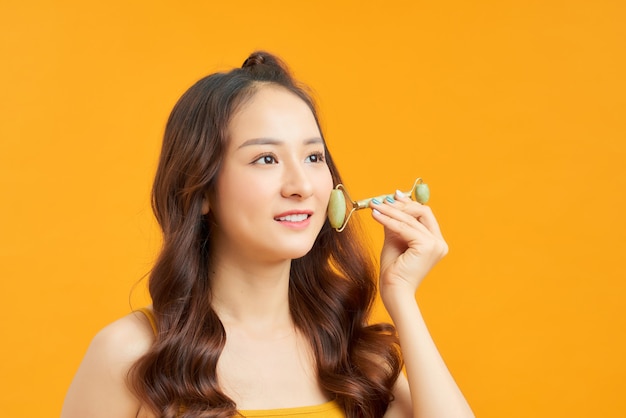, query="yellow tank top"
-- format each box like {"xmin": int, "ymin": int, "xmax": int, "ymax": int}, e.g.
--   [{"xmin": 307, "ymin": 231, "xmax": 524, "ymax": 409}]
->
[
  {"xmin": 136, "ymin": 308, "xmax": 345, "ymax": 418},
  {"xmin": 238, "ymin": 401, "xmax": 344, "ymax": 417}
]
